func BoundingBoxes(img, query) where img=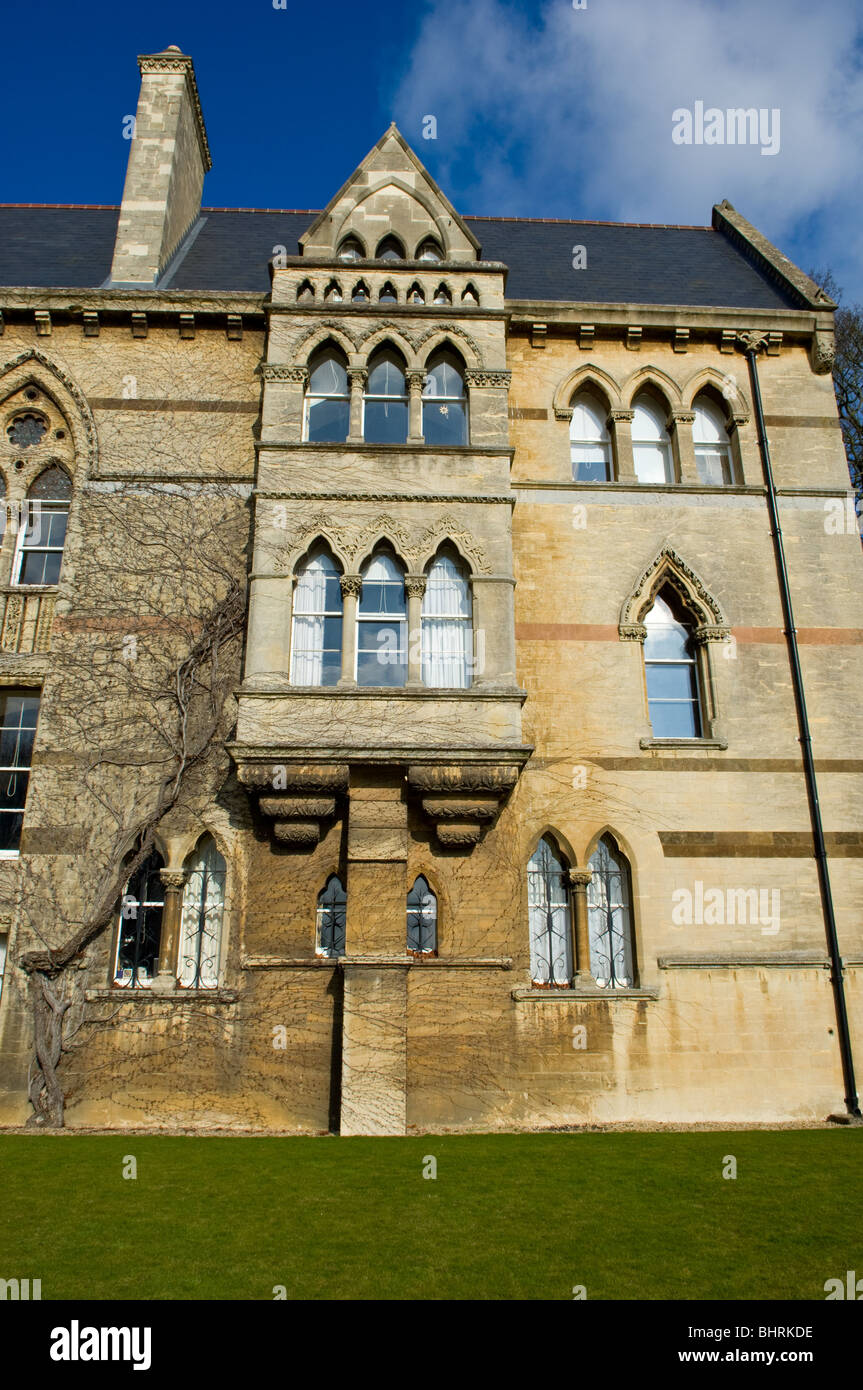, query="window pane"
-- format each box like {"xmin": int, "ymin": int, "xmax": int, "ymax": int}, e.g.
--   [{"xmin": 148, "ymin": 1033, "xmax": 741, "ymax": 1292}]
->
[
  {"xmin": 648, "ymin": 699, "xmax": 700, "ymax": 738},
  {"xmin": 364, "ymin": 399, "xmax": 408, "ymax": 444},
  {"xmin": 696, "ymin": 447, "xmax": 732, "ymax": 485},
  {"xmin": 308, "ymin": 397, "xmax": 349, "ymax": 443},
  {"xmin": 633, "ymin": 443, "xmax": 671, "ymax": 484},
  {"xmin": 646, "ymin": 662, "xmax": 697, "ymax": 701},
  {"xmin": 367, "ymin": 354, "xmax": 406, "ymax": 396},
  {"xmin": 527, "ymin": 838, "xmax": 572, "ymax": 986},
  {"xmin": 423, "ymin": 357, "xmax": 463, "ymax": 398},
  {"xmin": 644, "ymin": 596, "xmax": 691, "ymax": 659},
  {"xmin": 309, "ymin": 356, "xmax": 348, "ymax": 395},
  {"xmin": 572, "ymin": 443, "xmax": 610, "ymax": 482},
  {"xmin": 20, "ymin": 552, "xmax": 61, "ymax": 586},
  {"xmin": 423, "ymin": 399, "xmax": 467, "ymax": 446},
  {"xmin": 357, "ymin": 622, "xmax": 407, "ymax": 685}
]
